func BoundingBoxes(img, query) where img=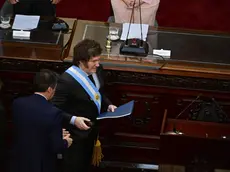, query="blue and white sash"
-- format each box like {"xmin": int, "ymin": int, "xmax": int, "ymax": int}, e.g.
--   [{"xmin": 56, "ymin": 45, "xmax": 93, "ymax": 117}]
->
[{"xmin": 66, "ymin": 66, "xmax": 101, "ymax": 113}]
